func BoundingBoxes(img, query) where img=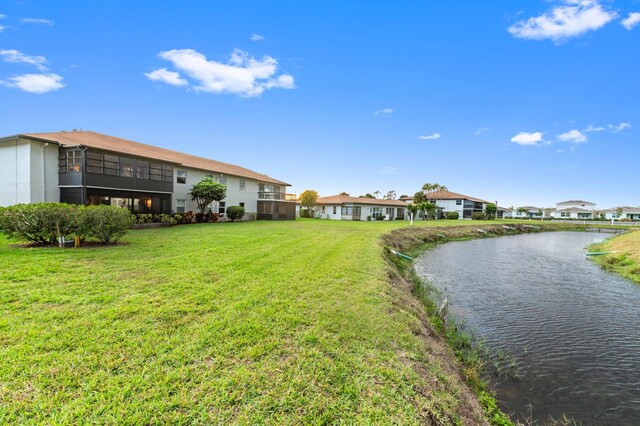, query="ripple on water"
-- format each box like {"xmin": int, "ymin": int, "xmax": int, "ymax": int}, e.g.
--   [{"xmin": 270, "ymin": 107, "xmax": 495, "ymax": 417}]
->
[{"xmin": 414, "ymin": 232, "xmax": 640, "ymax": 424}]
